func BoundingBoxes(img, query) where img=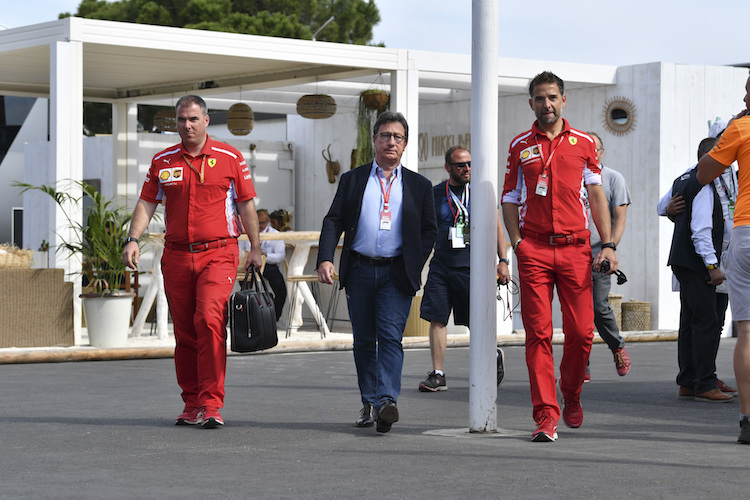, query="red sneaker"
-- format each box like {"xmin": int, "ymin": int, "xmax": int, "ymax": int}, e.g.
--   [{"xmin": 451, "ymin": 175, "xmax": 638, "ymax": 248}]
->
[
  {"xmin": 562, "ymin": 398, "xmax": 583, "ymax": 428},
  {"xmin": 613, "ymin": 347, "xmax": 631, "ymax": 376},
  {"xmin": 717, "ymin": 379, "xmax": 738, "ymax": 396},
  {"xmin": 201, "ymin": 407, "xmax": 224, "ymax": 428},
  {"xmin": 531, "ymin": 412, "xmax": 558, "ymax": 442},
  {"xmin": 175, "ymin": 406, "xmax": 203, "ymax": 426}
]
